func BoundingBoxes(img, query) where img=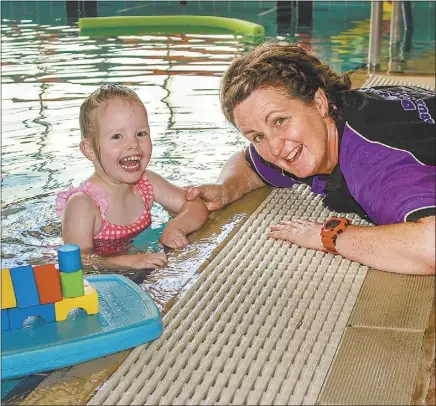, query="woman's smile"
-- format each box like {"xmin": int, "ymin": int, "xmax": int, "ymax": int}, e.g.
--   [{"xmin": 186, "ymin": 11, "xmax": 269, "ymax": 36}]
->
[
  {"xmin": 284, "ymin": 144, "xmax": 303, "ymax": 162},
  {"xmin": 234, "ymin": 87, "xmax": 338, "ymax": 177}
]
